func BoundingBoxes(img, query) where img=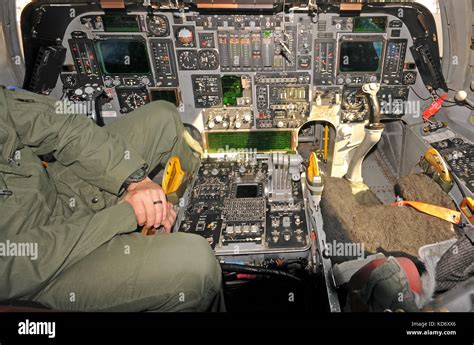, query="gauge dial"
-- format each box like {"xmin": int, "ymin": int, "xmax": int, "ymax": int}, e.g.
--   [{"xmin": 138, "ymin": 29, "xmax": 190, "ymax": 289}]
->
[
  {"xmin": 198, "ymin": 32, "xmax": 215, "ymax": 48},
  {"xmin": 175, "ymin": 26, "xmax": 195, "ymax": 47},
  {"xmin": 403, "ymin": 71, "xmax": 417, "ymax": 85},
  {"xmin": 148, "ymin": 15, "xmax": 169, "ymax": 37},
  {"xmin": 177, "ymin": 50, "xmax": 198, "ymax": 70},
  {"xmin": 343, "ymin": 90, "xmax": 366, "ymax": 110},
  {"xmin": 197, "ymin": 49, "xmax": 219, "ymax": 70},
  {"xmin": 124, "ymin": 92, "xmax": 147, "ymax": 111},
  {"xmin": 61, "ymin": 74, "xmax": 78, "ymax": 88},
  {"xmin": 452, "ymin": 138, "xmax": 465, "ymax": 146}
]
